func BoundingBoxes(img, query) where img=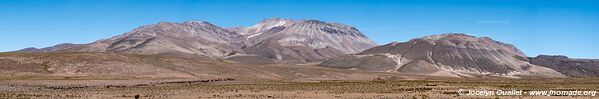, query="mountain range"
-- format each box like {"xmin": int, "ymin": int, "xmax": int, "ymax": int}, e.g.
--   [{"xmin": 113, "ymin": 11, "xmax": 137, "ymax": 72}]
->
[
  {"xmin": 7, "ymin": 18, "xmax": 599, "ymax": 79},
  {"xmin": 18, "ymin": 18, "xmax": 377, "ymax": 63}
]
